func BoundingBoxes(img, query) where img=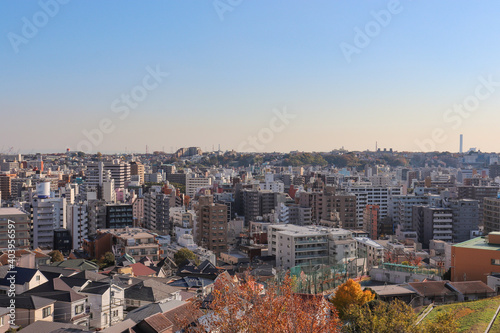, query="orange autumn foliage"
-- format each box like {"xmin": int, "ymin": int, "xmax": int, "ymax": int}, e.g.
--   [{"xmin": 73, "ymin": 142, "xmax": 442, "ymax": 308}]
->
[
  {"xmin": 329, "ymin": 279, "xmax": 375, "ymax": 318},
  {"xmin": 188, "ymin": 273, "xmax": 342, "ymax": 333}
]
